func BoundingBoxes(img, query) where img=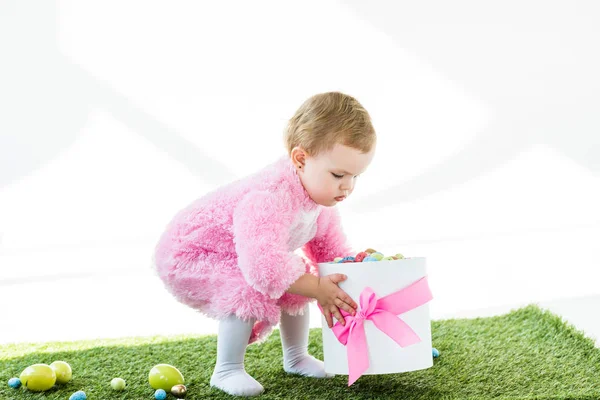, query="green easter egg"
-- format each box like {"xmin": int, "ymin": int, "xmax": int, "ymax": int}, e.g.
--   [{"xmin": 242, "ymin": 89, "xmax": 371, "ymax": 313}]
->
[
  {"xmin": 149, "ymin": 364, "xmax": 184, "ymax": 391},
  {"xmin": 50, "ymin": 361, "xmax": 72, "ymax": 384},
  {"xmin": 20, "ymin": 364, "xmax": 56, "ymax": 391},
  {"xmin": 111, "ymin": 377, "xmax": 126, "ymax": 391}
]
